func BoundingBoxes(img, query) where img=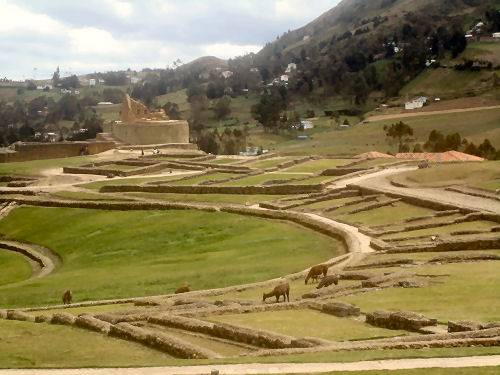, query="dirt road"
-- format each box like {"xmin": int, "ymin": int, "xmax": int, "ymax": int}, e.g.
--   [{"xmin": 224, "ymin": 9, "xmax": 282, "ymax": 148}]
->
[
  {"xmin": 354, "ymin": 167, "xmax": 500, "ymax": 214},
  {"xmin": 365, "ymin": 105, "xmax": 500, "ymax": 123},
  {"xmin": 2, "ymin": 355, "xmax": 499, "ymax": 374}
]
